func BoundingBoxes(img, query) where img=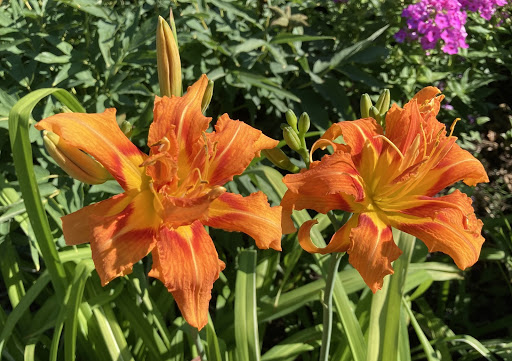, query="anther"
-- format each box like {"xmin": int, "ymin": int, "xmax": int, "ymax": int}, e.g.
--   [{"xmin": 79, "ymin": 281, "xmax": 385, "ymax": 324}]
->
[{"xmin": 149, "ymin": 136, "xmax": 171, "ymax": 153}]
